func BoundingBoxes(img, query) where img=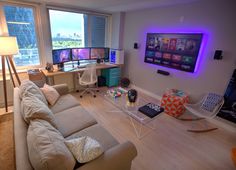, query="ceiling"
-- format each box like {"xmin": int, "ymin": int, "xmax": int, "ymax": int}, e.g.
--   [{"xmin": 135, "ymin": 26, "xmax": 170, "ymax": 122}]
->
[{"xmin": 29, "ymin": 0, "xmax": 199, "ymax": 13}]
